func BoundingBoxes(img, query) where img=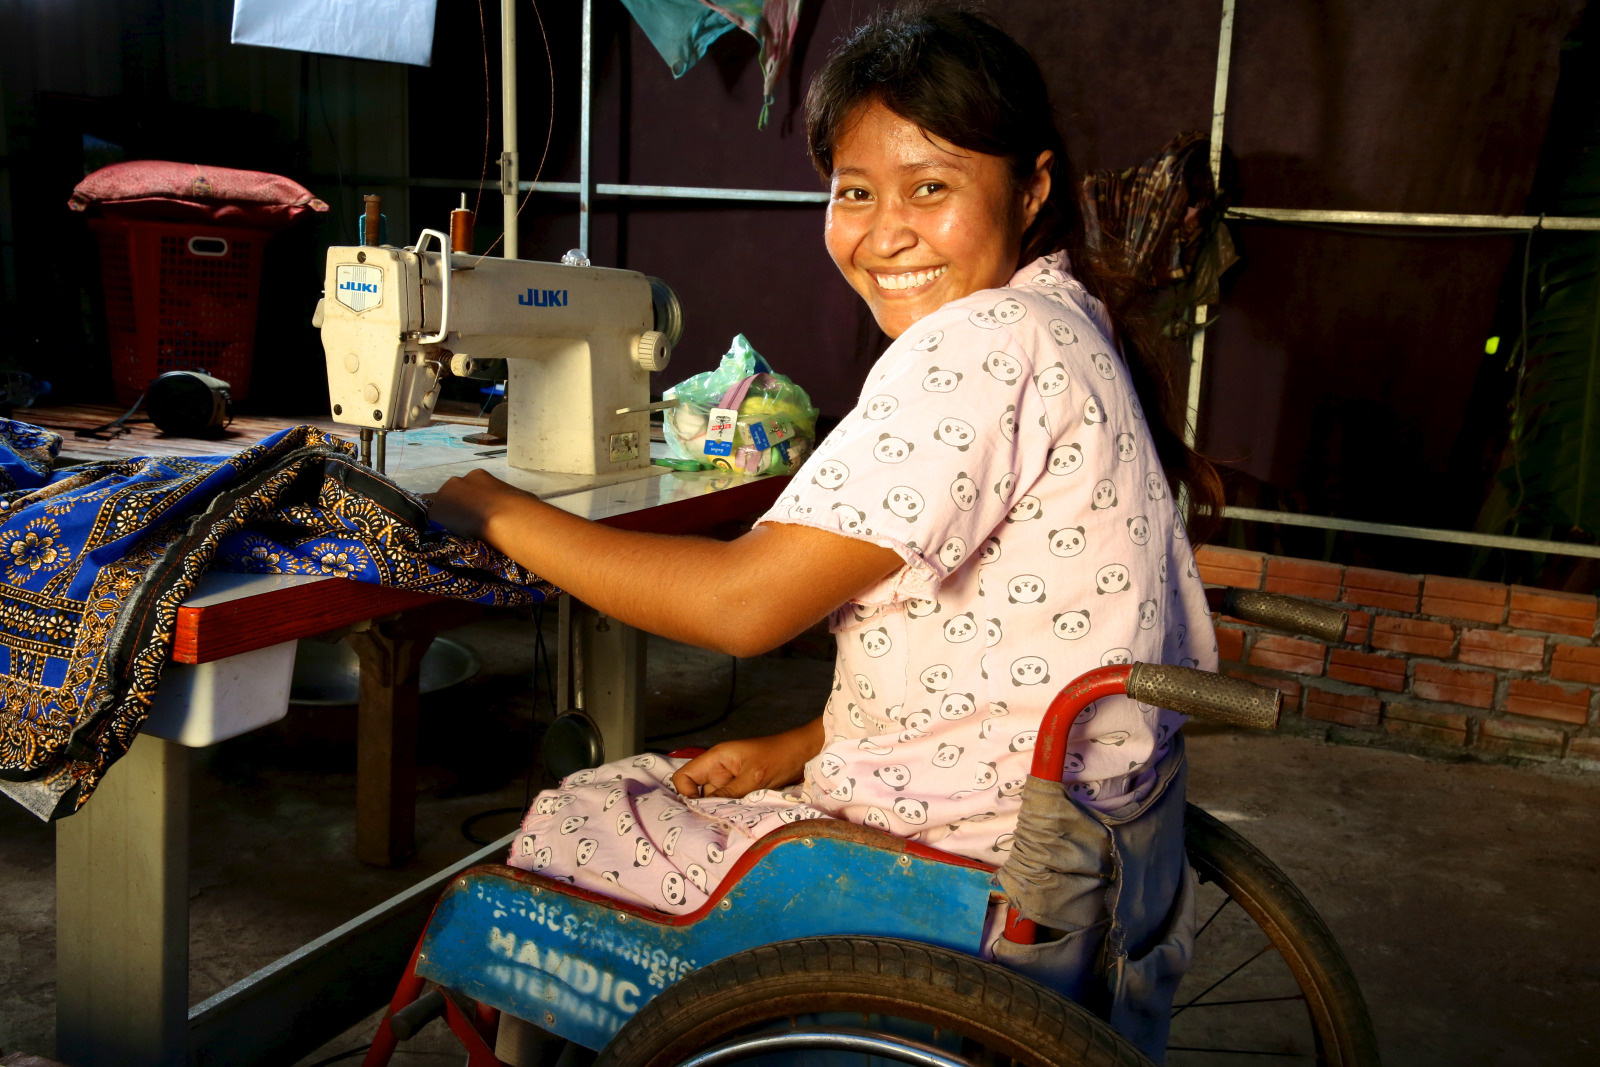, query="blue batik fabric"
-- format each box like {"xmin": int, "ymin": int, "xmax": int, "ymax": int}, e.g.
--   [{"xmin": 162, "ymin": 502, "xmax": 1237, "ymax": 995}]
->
[{"xmin": 0, "ymin": 420, "xmax": 553, "ymax": 821}]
